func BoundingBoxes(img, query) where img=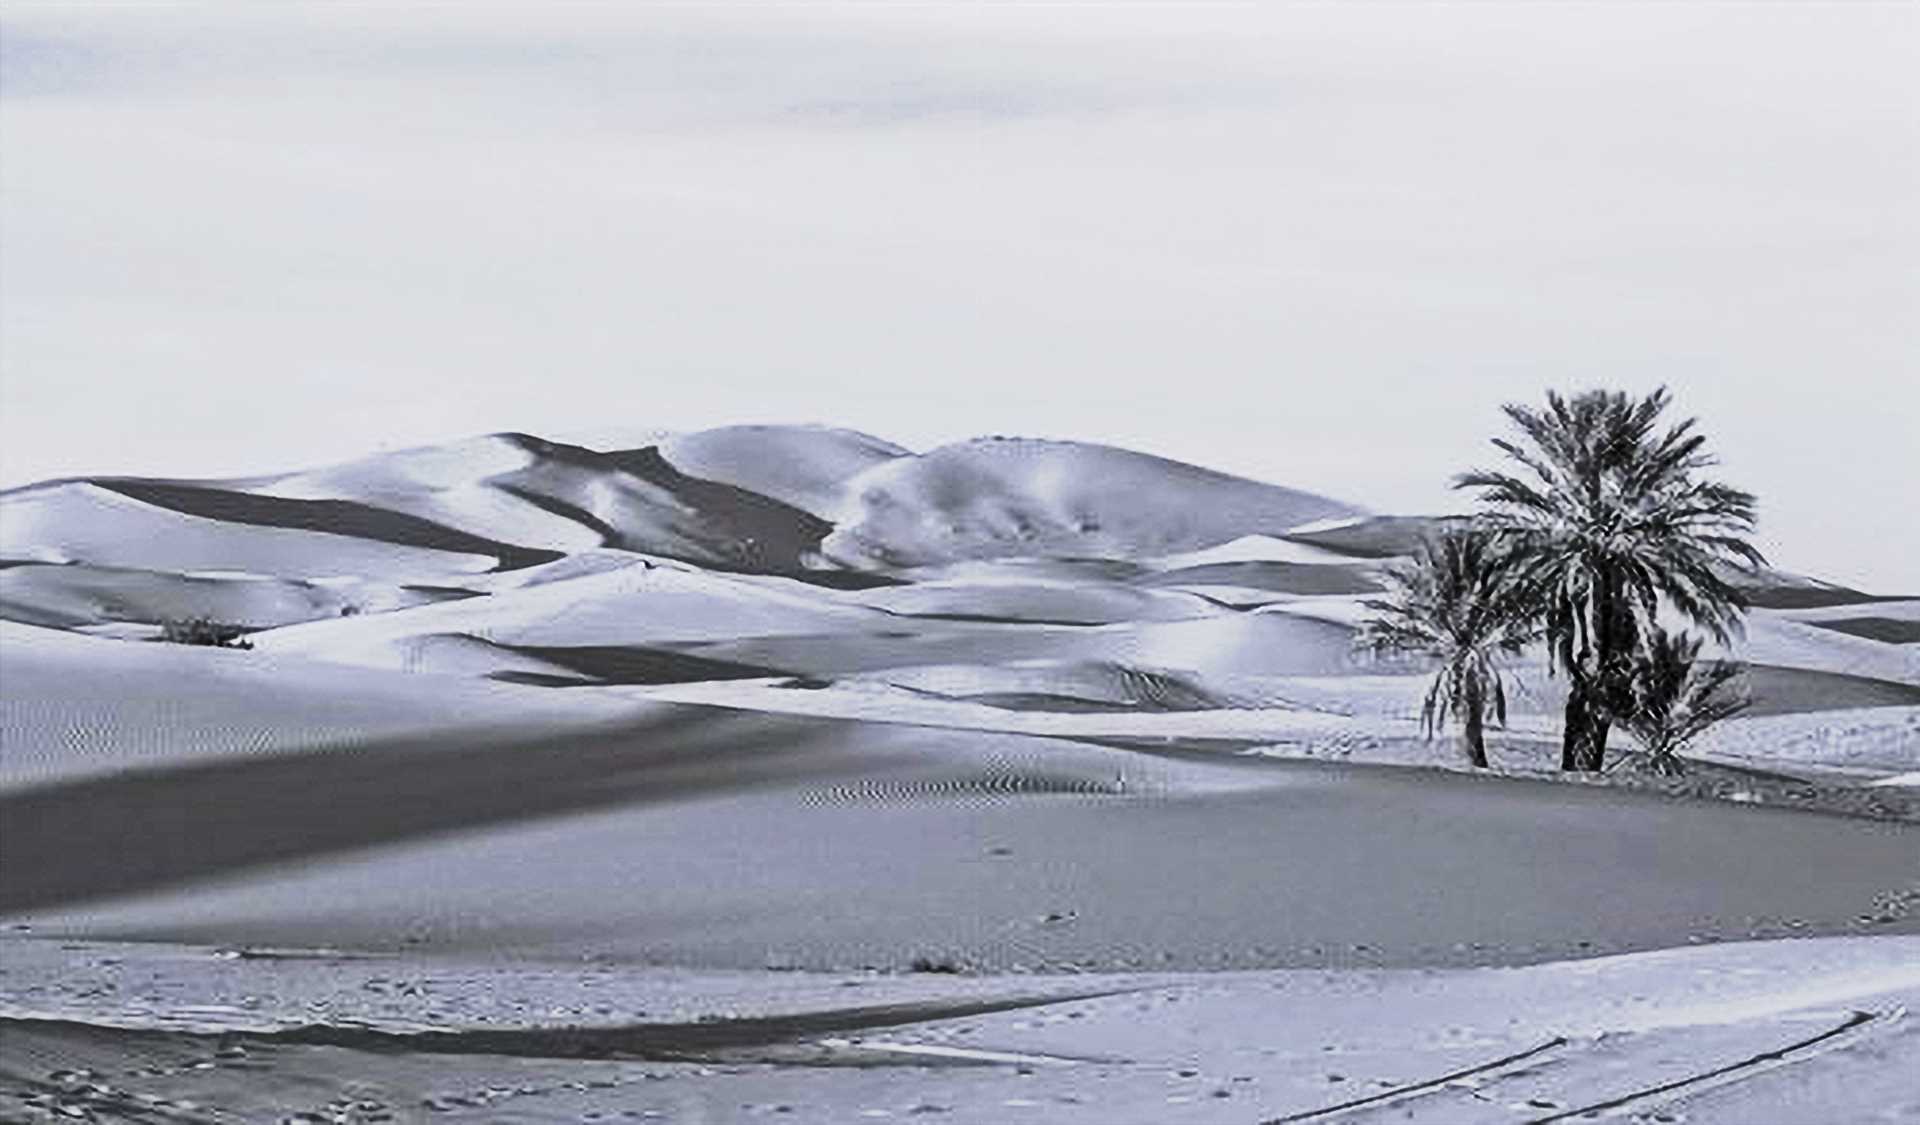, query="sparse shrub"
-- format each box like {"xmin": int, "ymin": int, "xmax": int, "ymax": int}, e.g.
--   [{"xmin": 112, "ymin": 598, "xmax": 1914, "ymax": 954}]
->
[
  {"xmin": 157, "ymin": 617, "xmax": 255, "ymax": 649},
  {"xmin": 1613, "ymin": 627, "xmax": 1750, "ymax": 776}
]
